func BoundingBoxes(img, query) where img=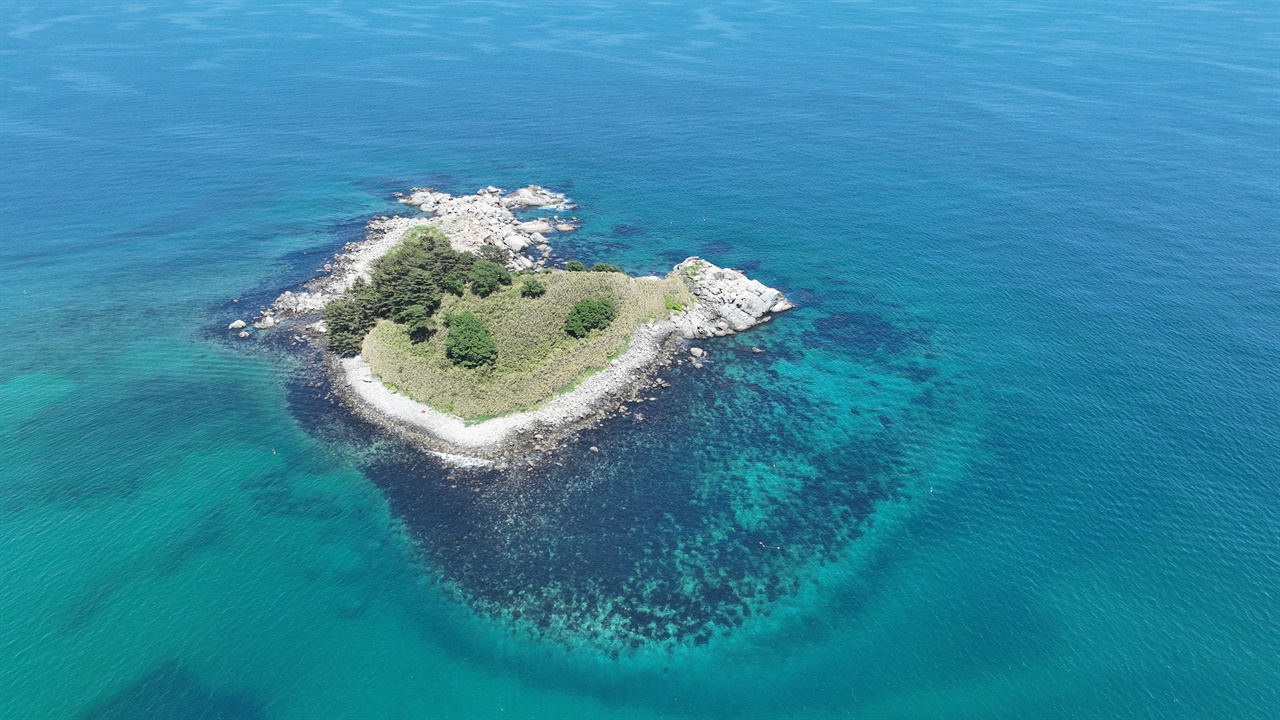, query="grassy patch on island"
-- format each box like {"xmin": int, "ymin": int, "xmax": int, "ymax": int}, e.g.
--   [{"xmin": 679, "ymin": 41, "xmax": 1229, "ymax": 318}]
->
[{"xmin": 362, "ymin": 270, "xmax": 694, "ymax": 418}]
